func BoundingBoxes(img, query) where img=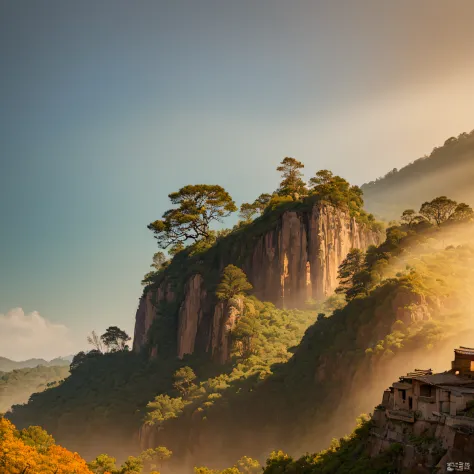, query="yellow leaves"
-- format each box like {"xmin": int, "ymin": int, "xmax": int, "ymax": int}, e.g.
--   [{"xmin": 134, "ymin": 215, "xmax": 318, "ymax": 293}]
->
[{"xmin": 0, "ymin": 417, "xmax": 92, "ymax": 474}]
